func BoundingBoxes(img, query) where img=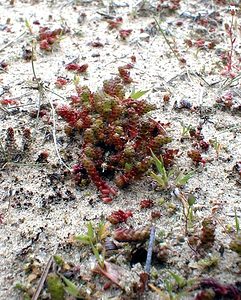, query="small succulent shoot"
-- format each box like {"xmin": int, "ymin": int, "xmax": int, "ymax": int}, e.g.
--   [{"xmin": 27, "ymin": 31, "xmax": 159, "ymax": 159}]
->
[
  {"xmin": 75, "ymin": 221, "xmax": 109, "ymax": 268},
  {"xmin": 196, "ymin": 278, "xmax": 241, "ymax": 300},
  {"xmin": 129, "ymin": 89, "xmax": 150, "ymax": 99},
  {"xmin": 200, "ymin": 217, "xmax": 216, "ymax": 247},
  {"xmin": 113, "ymin": 226, "xmax": 150, "ymax": 242},
  {"xmin": 107, "ymin": 209, "xmax": 133, "ymax": 224},
  {"xmin": 209, "ymin": 137, "xmax": 222, "ymax": 158},
  {"xmin": 58, "ymin": 70, "xmax": 171, "ymax": 202}
]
